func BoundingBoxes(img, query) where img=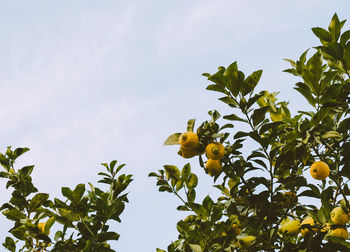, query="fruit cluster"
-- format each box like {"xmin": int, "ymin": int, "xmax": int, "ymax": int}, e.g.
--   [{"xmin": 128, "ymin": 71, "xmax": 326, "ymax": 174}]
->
[
  {"xmin": 178, "ymin": 131, "xmax": 225, "ymax": 177},
  {"xmin": 279, "ymin": 206, "xmax": 350, "ymax": 239}
]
